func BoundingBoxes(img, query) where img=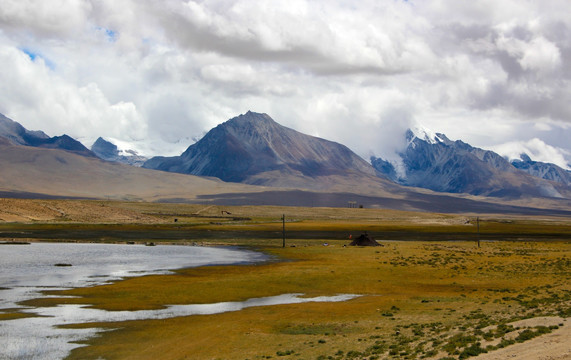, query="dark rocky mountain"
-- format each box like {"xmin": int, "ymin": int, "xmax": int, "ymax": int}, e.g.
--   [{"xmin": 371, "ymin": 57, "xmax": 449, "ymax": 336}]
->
[
  {"xmin": 143, "ymin": 111, "xmax": 380, "ymax": 188},
  {"xmin": 91, "ymin": 137, "xmax": 148, "ymax": 166},
  {"xmin": 0, "ymin": 113, "xmax": 50, "ymax": 145},
  {"xmin": 0, "ymin": 113, "xmax": 94, "ymax": 157},
  {"xmin": 511, "ymin": 154, "xmax": 571, "ymax": 186},
  {"xmin": 371, "ymin": 129, "xmax": 569, "ymax": 199}
]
